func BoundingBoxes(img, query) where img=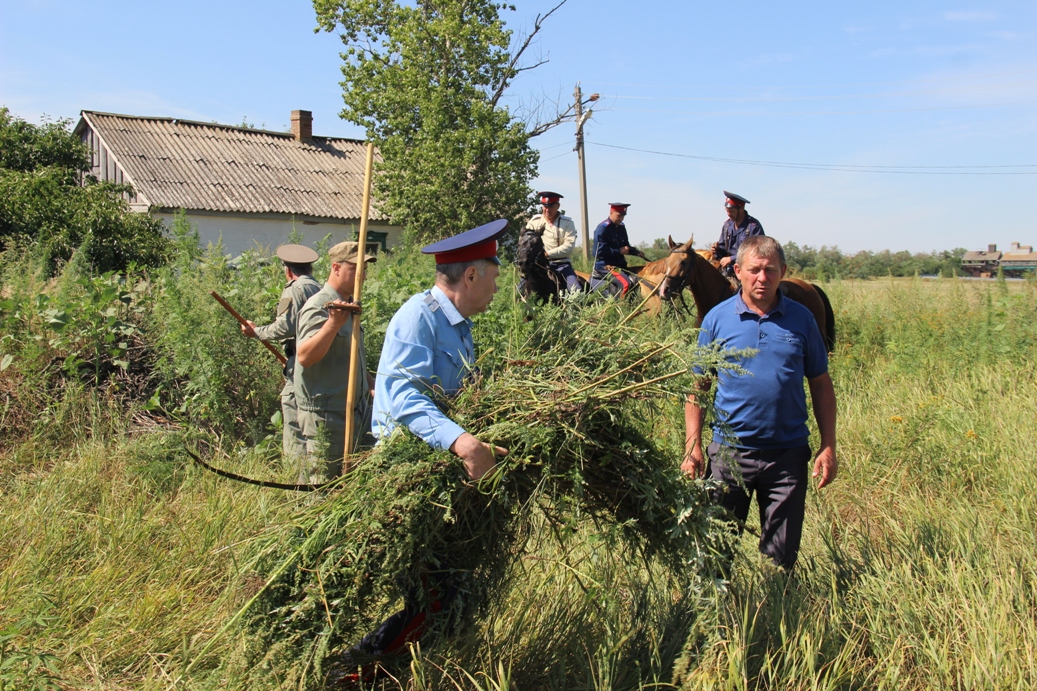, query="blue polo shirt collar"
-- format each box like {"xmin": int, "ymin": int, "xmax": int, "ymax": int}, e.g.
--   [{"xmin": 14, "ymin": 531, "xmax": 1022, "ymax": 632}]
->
[
  {"xmin": 430, "ymin": 285, "xmax": 468, "ymax": 326},
  {"xmin": 734, "ymin": 290, "xmax": 787, "ymax": 317}
]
